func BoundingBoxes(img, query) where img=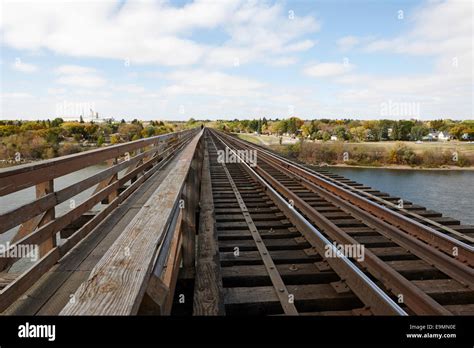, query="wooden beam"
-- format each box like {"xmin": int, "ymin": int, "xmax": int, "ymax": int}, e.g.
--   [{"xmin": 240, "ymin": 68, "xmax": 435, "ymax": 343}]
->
[
  {"xmin": 193, "ymin": 141, "xmax": 225, "ymax": 315},
  {"xmin": 181, "ymin": 138, "xmax": 203, "ymax": 278},
  {"xmin": 139, "ymin": 274, "xmax": 169, "ymax": 315},
  {"xmin": 139, "ymin": 210, "xmax": 183, "ymax": 315}
]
